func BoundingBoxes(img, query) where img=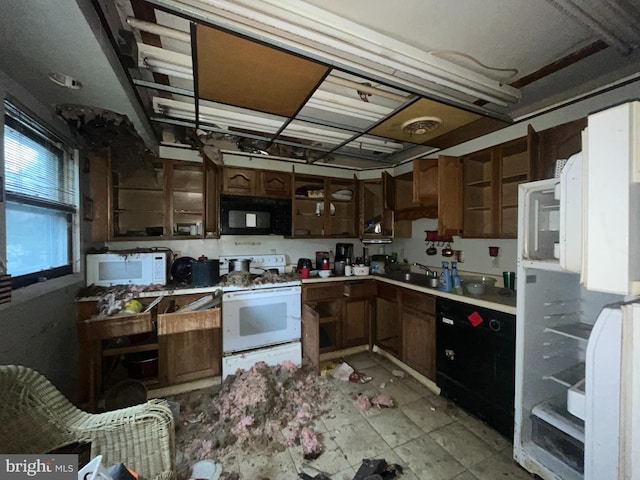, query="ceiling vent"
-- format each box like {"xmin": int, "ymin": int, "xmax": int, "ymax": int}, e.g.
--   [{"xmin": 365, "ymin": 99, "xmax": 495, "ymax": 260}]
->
[{"xmin": 401, "ymin": 116, "xmax": 443, "ymax": 136}]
